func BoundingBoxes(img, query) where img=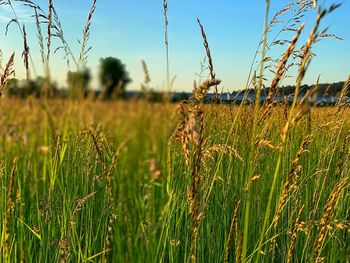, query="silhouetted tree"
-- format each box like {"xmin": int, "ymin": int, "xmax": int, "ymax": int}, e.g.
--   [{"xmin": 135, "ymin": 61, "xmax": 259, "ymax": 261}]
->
[
  {"xmin": 7, "ymin": 77, "xmax": 43, "ymax": 98},
  {"xmin": 99, "ymin": 57, "xmax": 131, "ymax": 98},
  {"xmin": 67, "ymin": 69, "xmax": 91, "ymax": 98},
  {"xmin": 6, "ymin": 78, "xmax": 19, "ymax": 97}
]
